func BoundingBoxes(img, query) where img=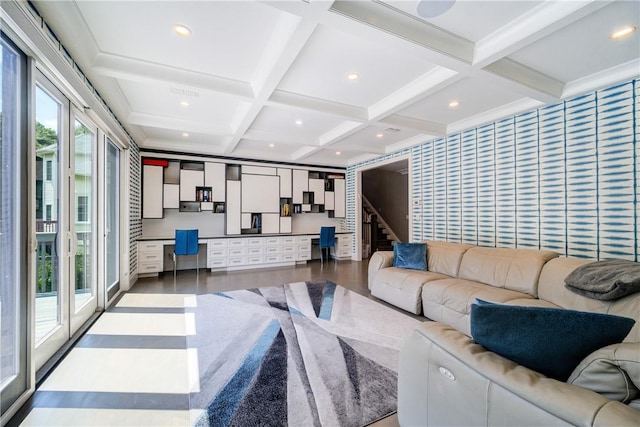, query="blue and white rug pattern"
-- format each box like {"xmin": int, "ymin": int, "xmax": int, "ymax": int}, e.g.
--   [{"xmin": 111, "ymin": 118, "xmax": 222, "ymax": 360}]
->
[{"xmin": 189, "ymin": 281, "xmax": 419, "ymax": 427}]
